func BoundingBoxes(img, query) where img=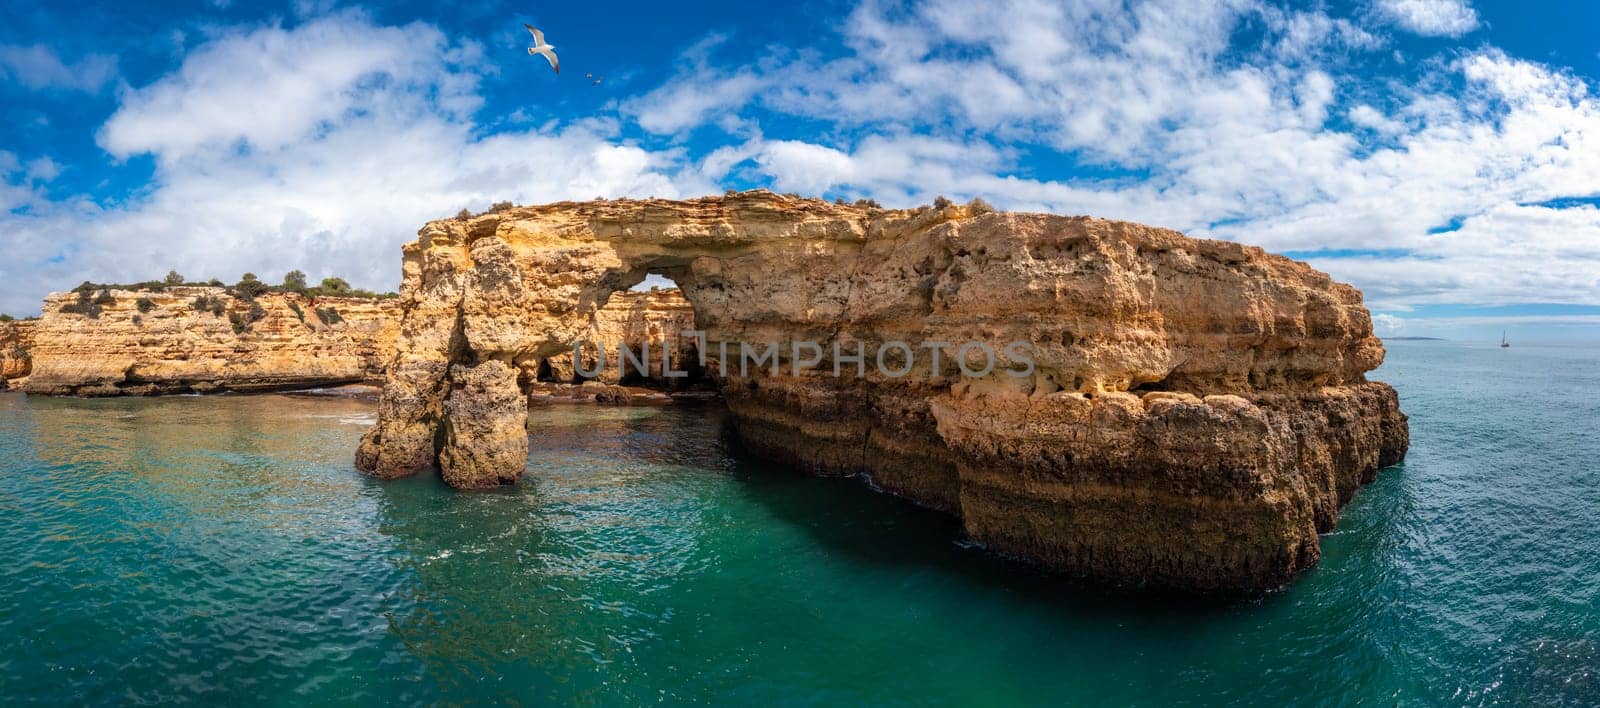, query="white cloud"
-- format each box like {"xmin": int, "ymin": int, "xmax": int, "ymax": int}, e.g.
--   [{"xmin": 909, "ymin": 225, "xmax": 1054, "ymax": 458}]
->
[
  {"xmin": 1372, "ymin": 313, "xmax": 1405, "ymax": 334},
  {"xmin": 0, "ymin": 44, "xmax": 117, "ymax": 93},
  {"xmin": 98, "ymin": 14, "xmax": 481, "ymax": 163},
  {"xmin": 1374, "ymin": 0, "xmax": 1480, "ymax": 38},
  {"xmin": 24, "ymin": 157, "xmax": 59, "ymax": 183}
]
